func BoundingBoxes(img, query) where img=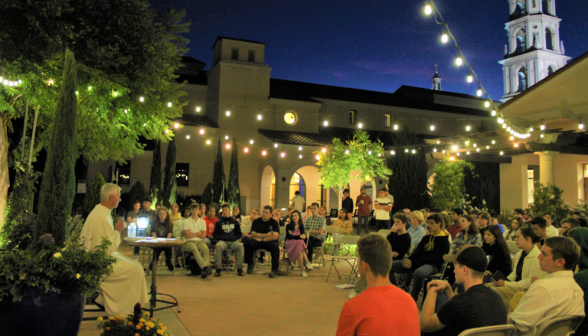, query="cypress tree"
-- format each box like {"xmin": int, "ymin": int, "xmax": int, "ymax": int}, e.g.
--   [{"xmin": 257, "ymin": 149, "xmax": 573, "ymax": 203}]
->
[
  {"xmin": 212, "ymin": 139, "xmax": 225, "ymax": 204},
  {"xmin": 128, "ymin": 180, "xmax": 148, "ymax": 207},
  {"xmin": 386, "ymin": 128, "xmax": 430, "ymax": 213},
  {"xmin": 162, "ymin": 138, "xmax": 177, "ymax": 208},
  {"xmin": 149, "ymin": 140, "xmax": 162, "ymax": 207},
  {"xmin": 33, "ymin": 49, "xmax": 79, "ymax": 246},
  {"xmin": 82, "ymin": 173, "xmax": 106, "ymax": 218},
  {"xmin": 201, "ymin": 182, "xmax": 213, "ymax": 206},
  {"xmin": 227, "ymin": 138, "xmax": 241, "ymax": 208}
]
